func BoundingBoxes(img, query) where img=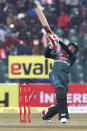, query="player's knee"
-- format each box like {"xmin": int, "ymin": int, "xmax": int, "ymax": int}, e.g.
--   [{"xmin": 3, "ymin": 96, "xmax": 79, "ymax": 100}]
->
[{"xmin": 56, "ymin": 87, "xmax": 67, "ymax": 99}]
